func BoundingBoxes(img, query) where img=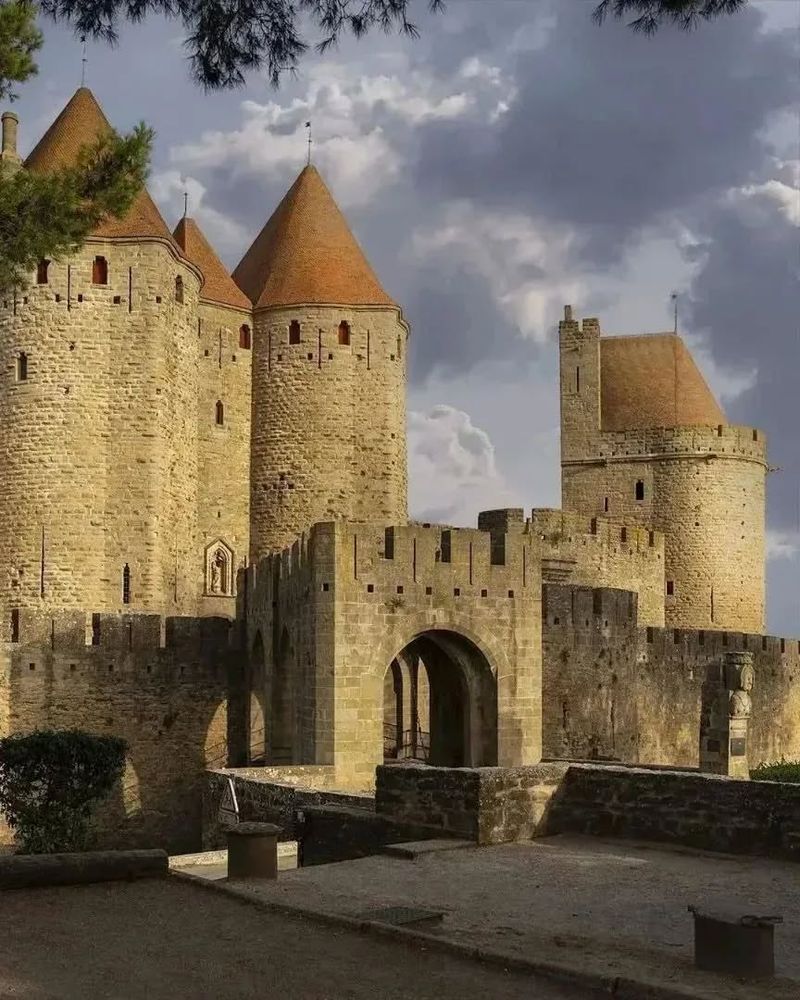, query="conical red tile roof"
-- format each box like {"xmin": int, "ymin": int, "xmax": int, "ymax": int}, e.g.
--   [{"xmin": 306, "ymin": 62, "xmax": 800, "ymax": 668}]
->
[
  {"xmin": 173, "ymin": 216, "xmax": 251, "ymax": 310},
  {"xmin": 25, "ymin": 87, "xmax": 176, "ymax": 245},
  {"xmin": 600, "ymin": 334, "xmax": 725, "ymax": 431},
  {"xmin": 233, "ymin": 165, "xmax": 395, "ymax": 309}
]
